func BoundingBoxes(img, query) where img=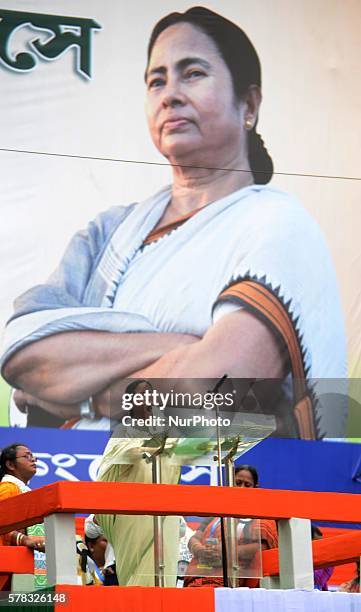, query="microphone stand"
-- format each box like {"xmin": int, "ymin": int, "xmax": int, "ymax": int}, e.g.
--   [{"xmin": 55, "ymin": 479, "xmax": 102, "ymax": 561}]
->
[
  {"xmin": 211, "ymin": 375, "xmax": 230, "ymax": 588},
  {"xmin": 213, "ymin": 376, "xmax": 248, "ymax": 587}
]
